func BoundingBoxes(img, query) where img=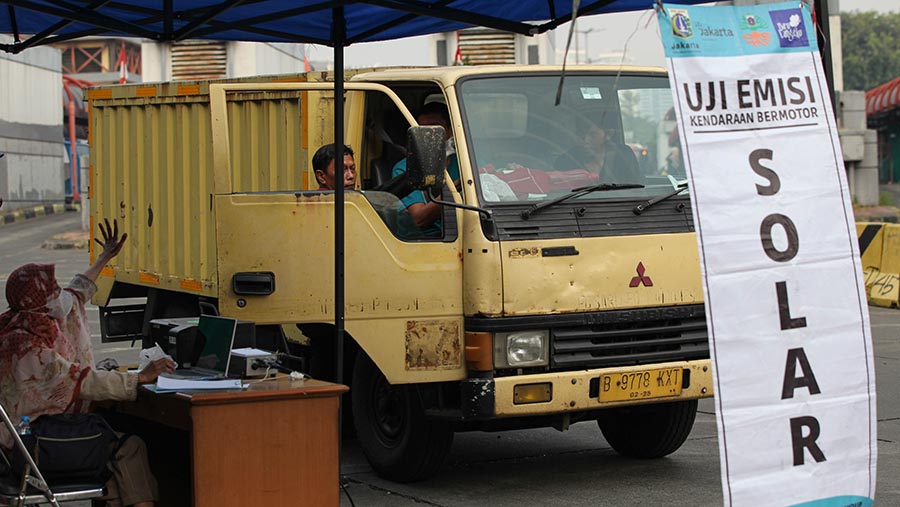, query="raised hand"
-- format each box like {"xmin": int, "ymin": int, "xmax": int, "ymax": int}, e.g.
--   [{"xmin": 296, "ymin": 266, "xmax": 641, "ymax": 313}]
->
[{"xmin": 94, "ymin": 218, "xmax": 128, "ymax": 261}]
